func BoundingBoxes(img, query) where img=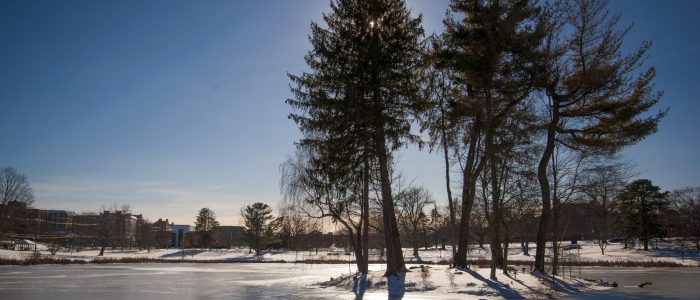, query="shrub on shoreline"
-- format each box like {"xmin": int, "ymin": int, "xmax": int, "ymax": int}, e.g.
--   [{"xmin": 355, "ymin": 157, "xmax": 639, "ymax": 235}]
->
[{"xmin": 0, "ymin": 256, "xmax": 687, "ymax": 267}]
